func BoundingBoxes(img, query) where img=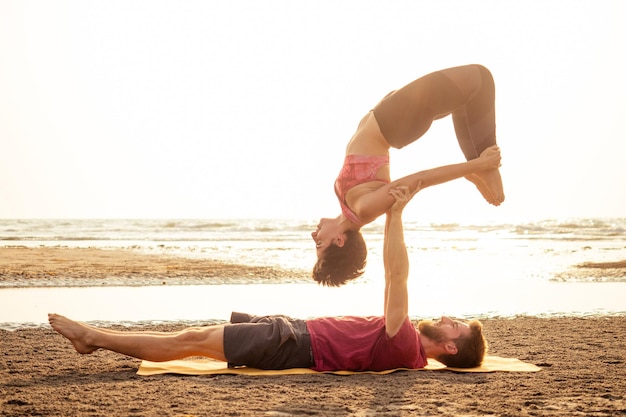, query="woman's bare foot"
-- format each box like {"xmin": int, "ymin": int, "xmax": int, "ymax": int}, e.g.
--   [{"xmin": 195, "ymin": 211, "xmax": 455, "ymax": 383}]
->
[
  {"xmin": 465, "ymin": 168, "xmax": 505, "ymax": 206},
  {"xmin": 465, "ymin": 173, "xmax": 496, "ymax": 204},
  {"xmin": 48, "ymin": 313, "xmax": 99, "ymax": 354}
]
